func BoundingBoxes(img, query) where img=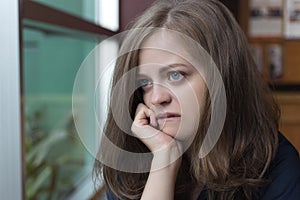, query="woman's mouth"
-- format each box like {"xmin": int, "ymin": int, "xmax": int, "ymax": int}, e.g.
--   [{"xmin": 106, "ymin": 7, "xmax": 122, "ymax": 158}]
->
[{"xmin": 156, "ymin": 112, "xmax": 181, "ymax": 122}]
